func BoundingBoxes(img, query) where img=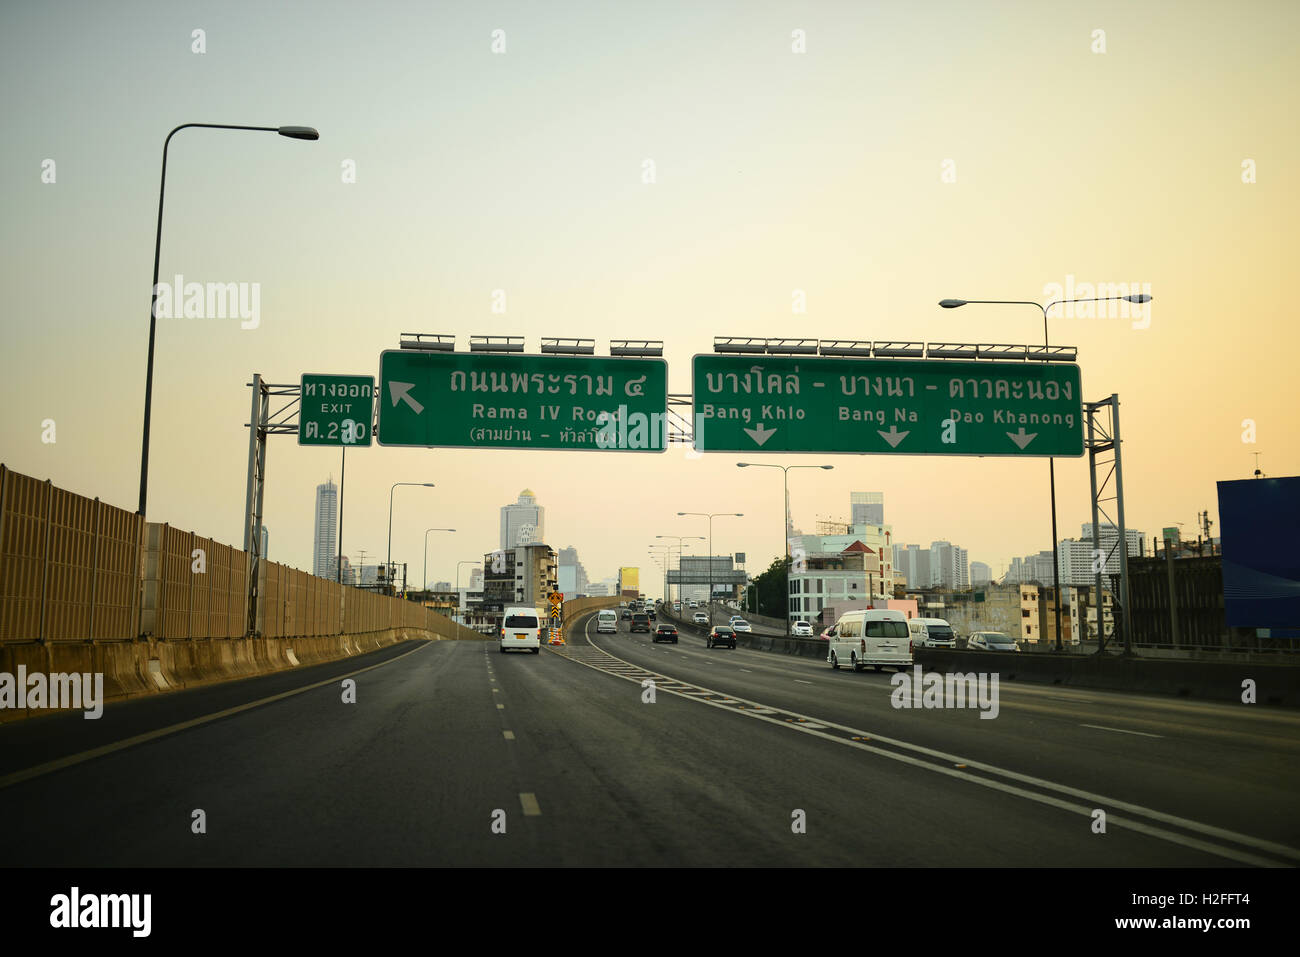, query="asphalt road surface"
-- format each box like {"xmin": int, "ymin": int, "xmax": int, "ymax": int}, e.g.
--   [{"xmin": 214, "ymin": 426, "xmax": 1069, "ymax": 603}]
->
[{"xmin": 1, "ymin": 612, "xmax": 1296, "ymax": 866}]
